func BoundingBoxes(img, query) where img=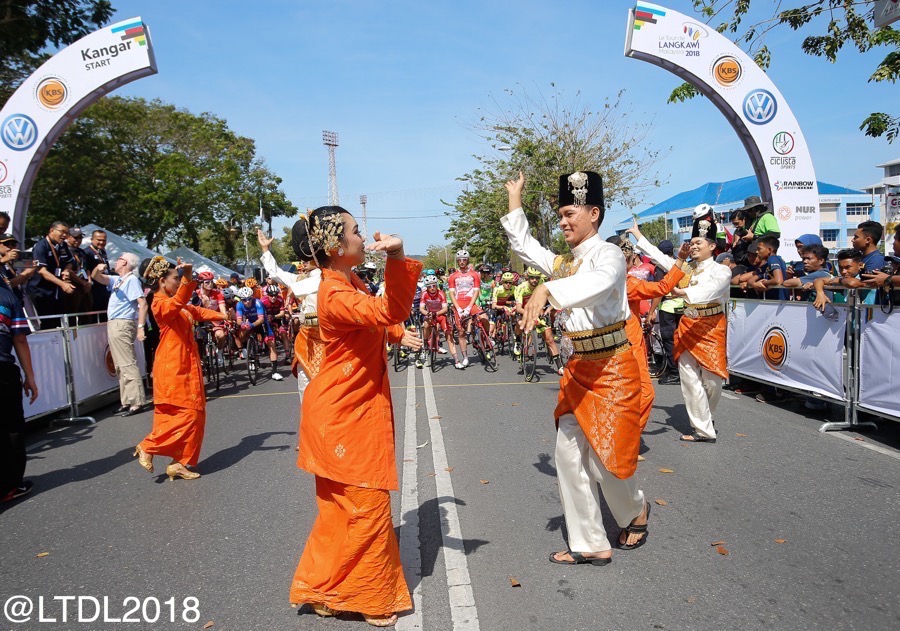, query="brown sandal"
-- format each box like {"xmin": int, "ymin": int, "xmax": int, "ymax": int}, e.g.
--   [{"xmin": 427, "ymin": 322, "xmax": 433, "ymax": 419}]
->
[{"xmin": 364, "ymin": 613, "xmax": 398, "ymax": 627}]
